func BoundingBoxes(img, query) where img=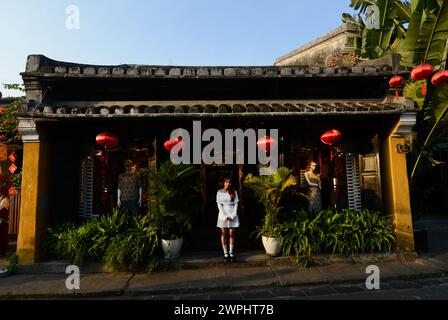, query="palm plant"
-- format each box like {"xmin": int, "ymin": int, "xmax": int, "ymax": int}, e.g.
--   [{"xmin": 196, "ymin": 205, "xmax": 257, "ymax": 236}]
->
[
  {"xmin": 244, "ymin": 167, "xmax": 297, "ymax": 238},
  {"xmin": 144, "ymin": 161, "xmax": 199, "ymax": 240}
]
